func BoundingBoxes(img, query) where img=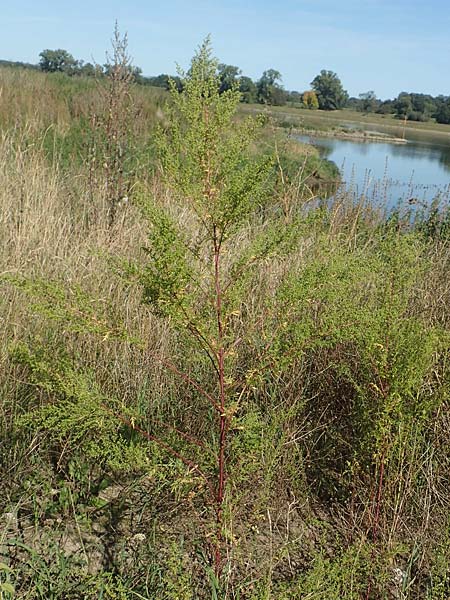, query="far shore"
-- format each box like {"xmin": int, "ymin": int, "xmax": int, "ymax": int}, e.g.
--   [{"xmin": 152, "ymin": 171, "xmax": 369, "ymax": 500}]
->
[
  {"xmin": 240, "ymin": 105, "xmax": 450, "ymax": 144},
  {"xmin": 290, "ymin": 127, "xmax": 408, "ymax": 144}
]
